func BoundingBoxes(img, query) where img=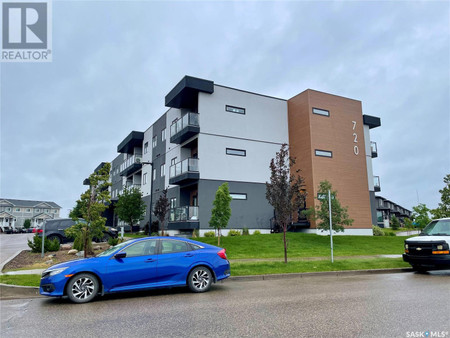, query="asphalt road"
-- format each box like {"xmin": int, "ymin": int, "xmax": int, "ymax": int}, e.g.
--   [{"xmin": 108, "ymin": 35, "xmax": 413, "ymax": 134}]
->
[
  {"xmin": 1, "ymin": 271, "xmax": 449, "ymax": 337},
  {"xmin": 0, "ymin": 233, "xmax": 34, "ymax": 266}
]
